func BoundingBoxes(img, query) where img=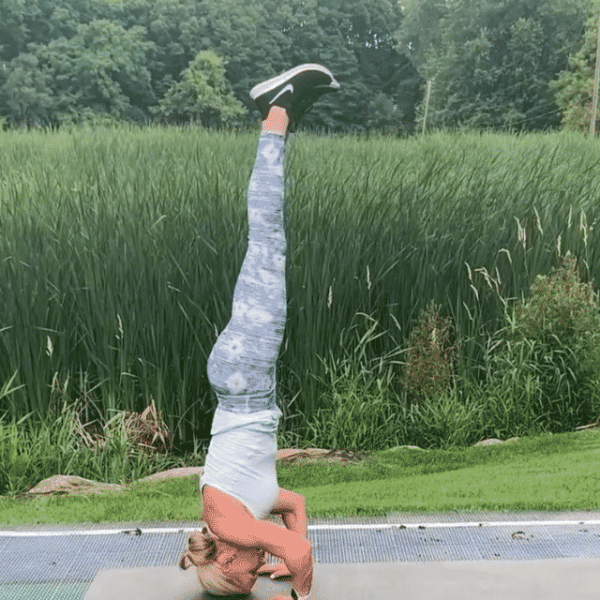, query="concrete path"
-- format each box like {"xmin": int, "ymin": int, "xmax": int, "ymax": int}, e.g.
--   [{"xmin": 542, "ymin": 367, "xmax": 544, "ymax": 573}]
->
[{"xmin": 84, "ymin": 558, "xmax": 599, "ymax": 600}]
